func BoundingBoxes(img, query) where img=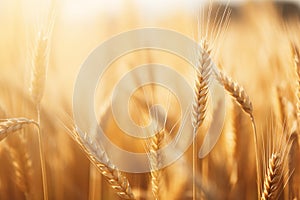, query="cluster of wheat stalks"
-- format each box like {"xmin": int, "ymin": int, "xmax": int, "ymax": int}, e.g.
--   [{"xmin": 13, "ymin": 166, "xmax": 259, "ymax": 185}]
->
[{"xmin": 0, "ymin": 0, "xmax": 300, "ymax": 199}]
